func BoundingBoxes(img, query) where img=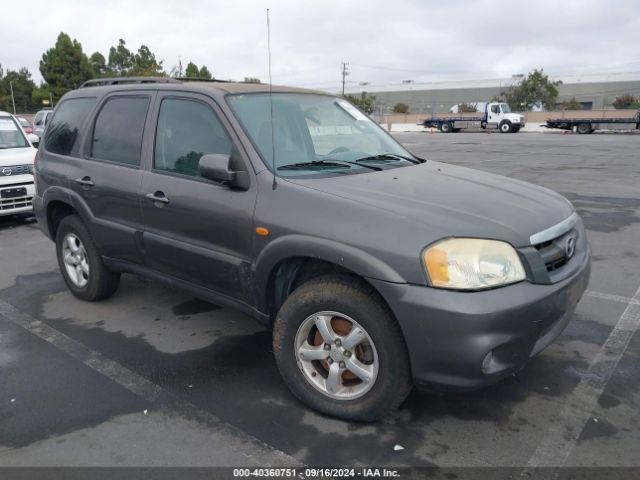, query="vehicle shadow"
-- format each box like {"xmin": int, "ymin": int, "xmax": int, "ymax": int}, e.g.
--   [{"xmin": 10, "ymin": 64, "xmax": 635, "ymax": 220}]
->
[{"xmin": 0, "ymin": 214, "xmax": 36, "ymax": 231}]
